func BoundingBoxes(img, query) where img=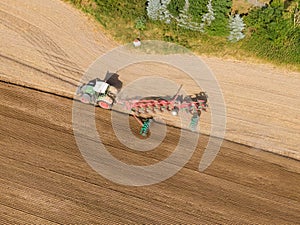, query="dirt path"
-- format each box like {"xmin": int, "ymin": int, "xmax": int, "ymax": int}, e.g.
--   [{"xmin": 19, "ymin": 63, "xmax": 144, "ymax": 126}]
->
[{"xmin": 1, "ymin": 82, "xmax": 300, "ymax": 224}]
